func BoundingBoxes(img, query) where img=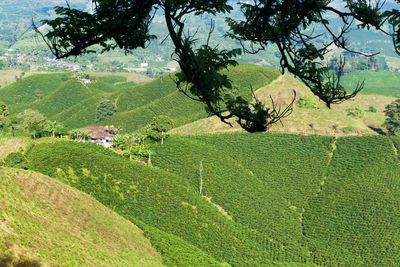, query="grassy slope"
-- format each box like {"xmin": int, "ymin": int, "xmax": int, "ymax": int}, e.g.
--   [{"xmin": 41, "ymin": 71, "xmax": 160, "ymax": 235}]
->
[
  {"xmin": 0, "ymin": 168, "xmax": 163, "ymax": 266},
  {"xmin": 52, "ymin": 76, "xmax": 179, "ymax": 129},
  {"xmin": 9, "ymin": 80, "xmax": 121, "ymax": 120},
  {"xmin": 24, "ymin": 133, "xmax": 400, "ymax": 266},
  {"xmin": 341, "ymin": 70, "xmax": 400, "ymax": 97},
  {"xmin": 52, "ymin": 94, "xmax": 111, "ymax": 129},
  {"xmin": 302, "ymin": 136, "xmax": 400, "ymax": 266},
  {"xmin": 0, "ymin": 137, "xmax": 31, "ymax": 160},
  {"xmin": 154, "ymin": 133, "xmax": 400, "ymax": 266},
  {"xmin": 1, "ymin": 72, "xmax": 149, "ymax": 129},
  {"xmin": 9, "ymin": 80, "xmax": 103, "ymax": 117},
  {"xmin": 100, "ymin": 64, "xmax": 281, "ymax": 132},
  {"xmin": 172, "ymin": 74, "xmax": 395, "ymax": 135},
  {"xmin": 25, "ymin": 142, "xmax": 232, "ymax": 266},
  {"xmin": 26, "ymin": 140, "xmax": 309, "ymax": 266},
  {"xmin": 0, "ymin": 73, "xmax": 70, "ymax": 105},
  {"xmin": 153, "ymin": 133, "xmax": 334, "ymax": 263}
]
